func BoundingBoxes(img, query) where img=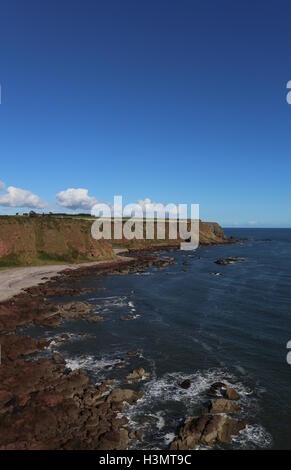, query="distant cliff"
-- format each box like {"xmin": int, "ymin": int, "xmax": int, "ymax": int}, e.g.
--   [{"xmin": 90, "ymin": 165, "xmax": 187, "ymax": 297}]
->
[{"xmin": 0, "ymin": 216, "xmax": 228, "ymax": 267}]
